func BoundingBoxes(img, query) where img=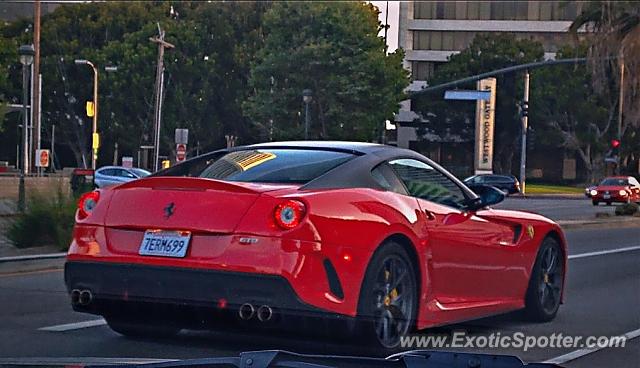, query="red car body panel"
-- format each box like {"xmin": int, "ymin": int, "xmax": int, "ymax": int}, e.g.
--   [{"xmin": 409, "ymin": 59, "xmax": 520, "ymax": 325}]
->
[
  {"xmin": 591, "ymin": 186, "xmax": 640, "ymax": 203},
  {"xmin": 68, "ymin": 174, "xmax": 567, "ymax": 330}
]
